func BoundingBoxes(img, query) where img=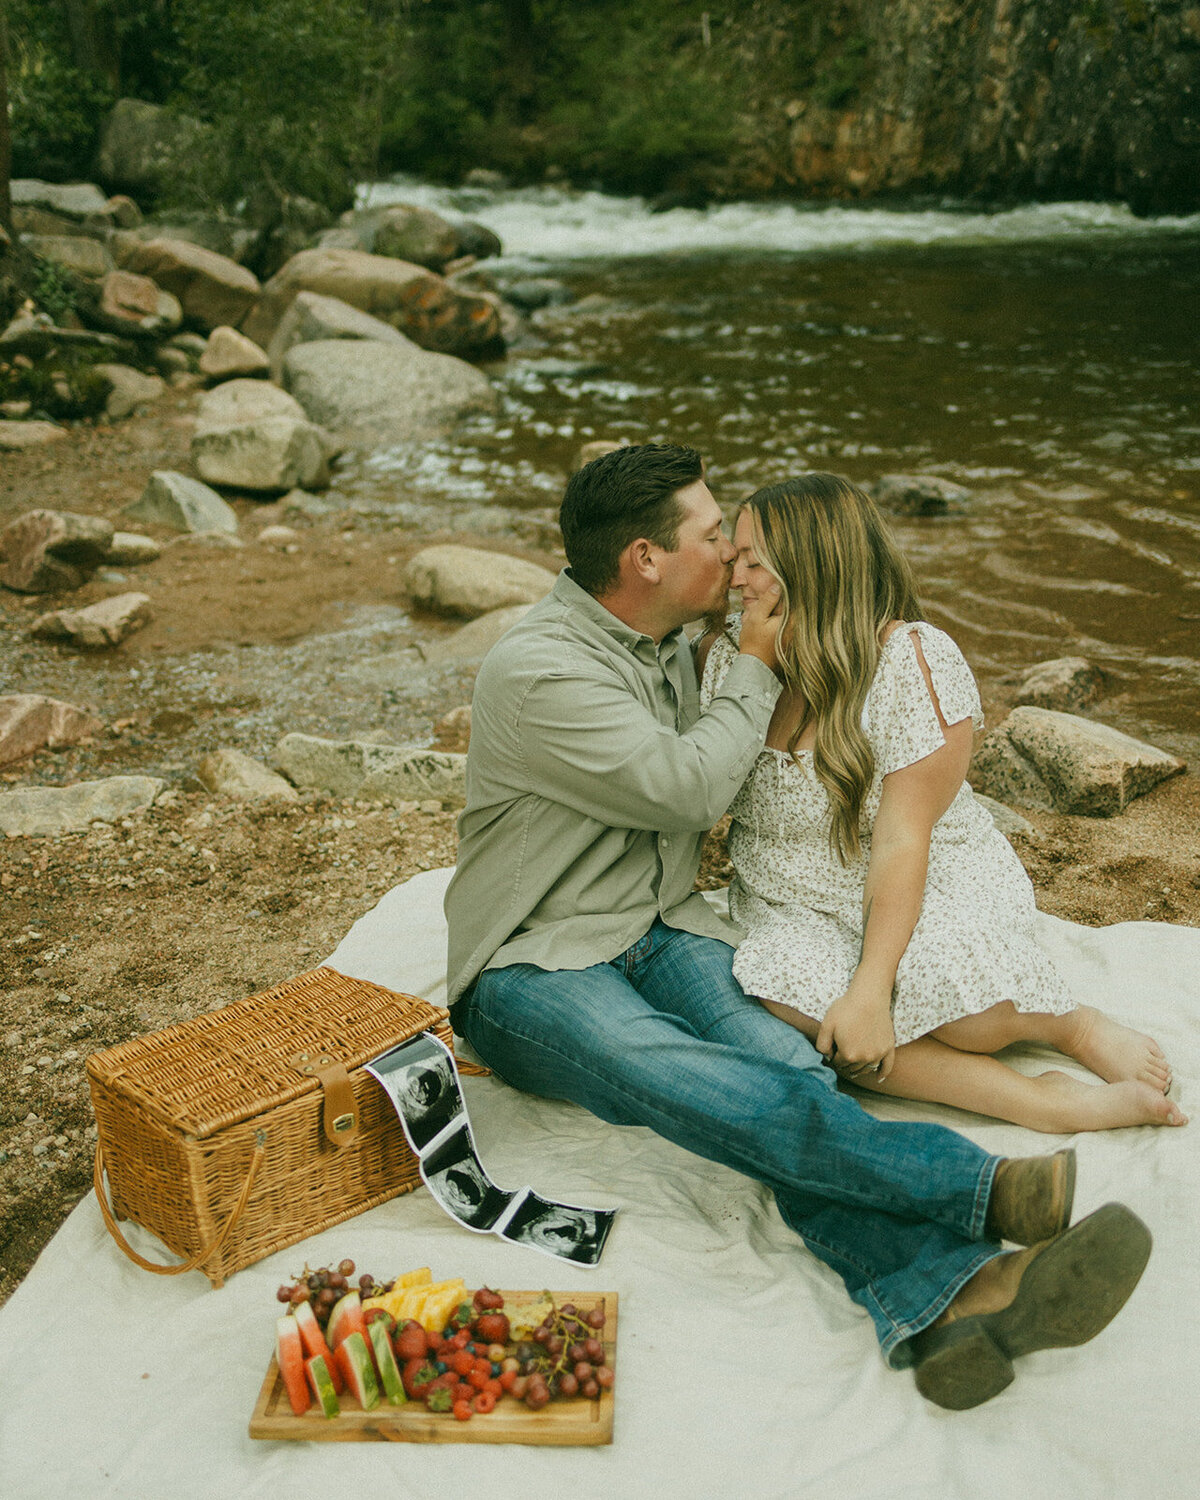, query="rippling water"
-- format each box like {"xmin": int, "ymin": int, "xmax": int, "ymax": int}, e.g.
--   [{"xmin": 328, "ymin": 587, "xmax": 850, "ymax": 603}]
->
[{"xmin": 347, "ymin": 180, "xmax": 1200, "ymax": 759}]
